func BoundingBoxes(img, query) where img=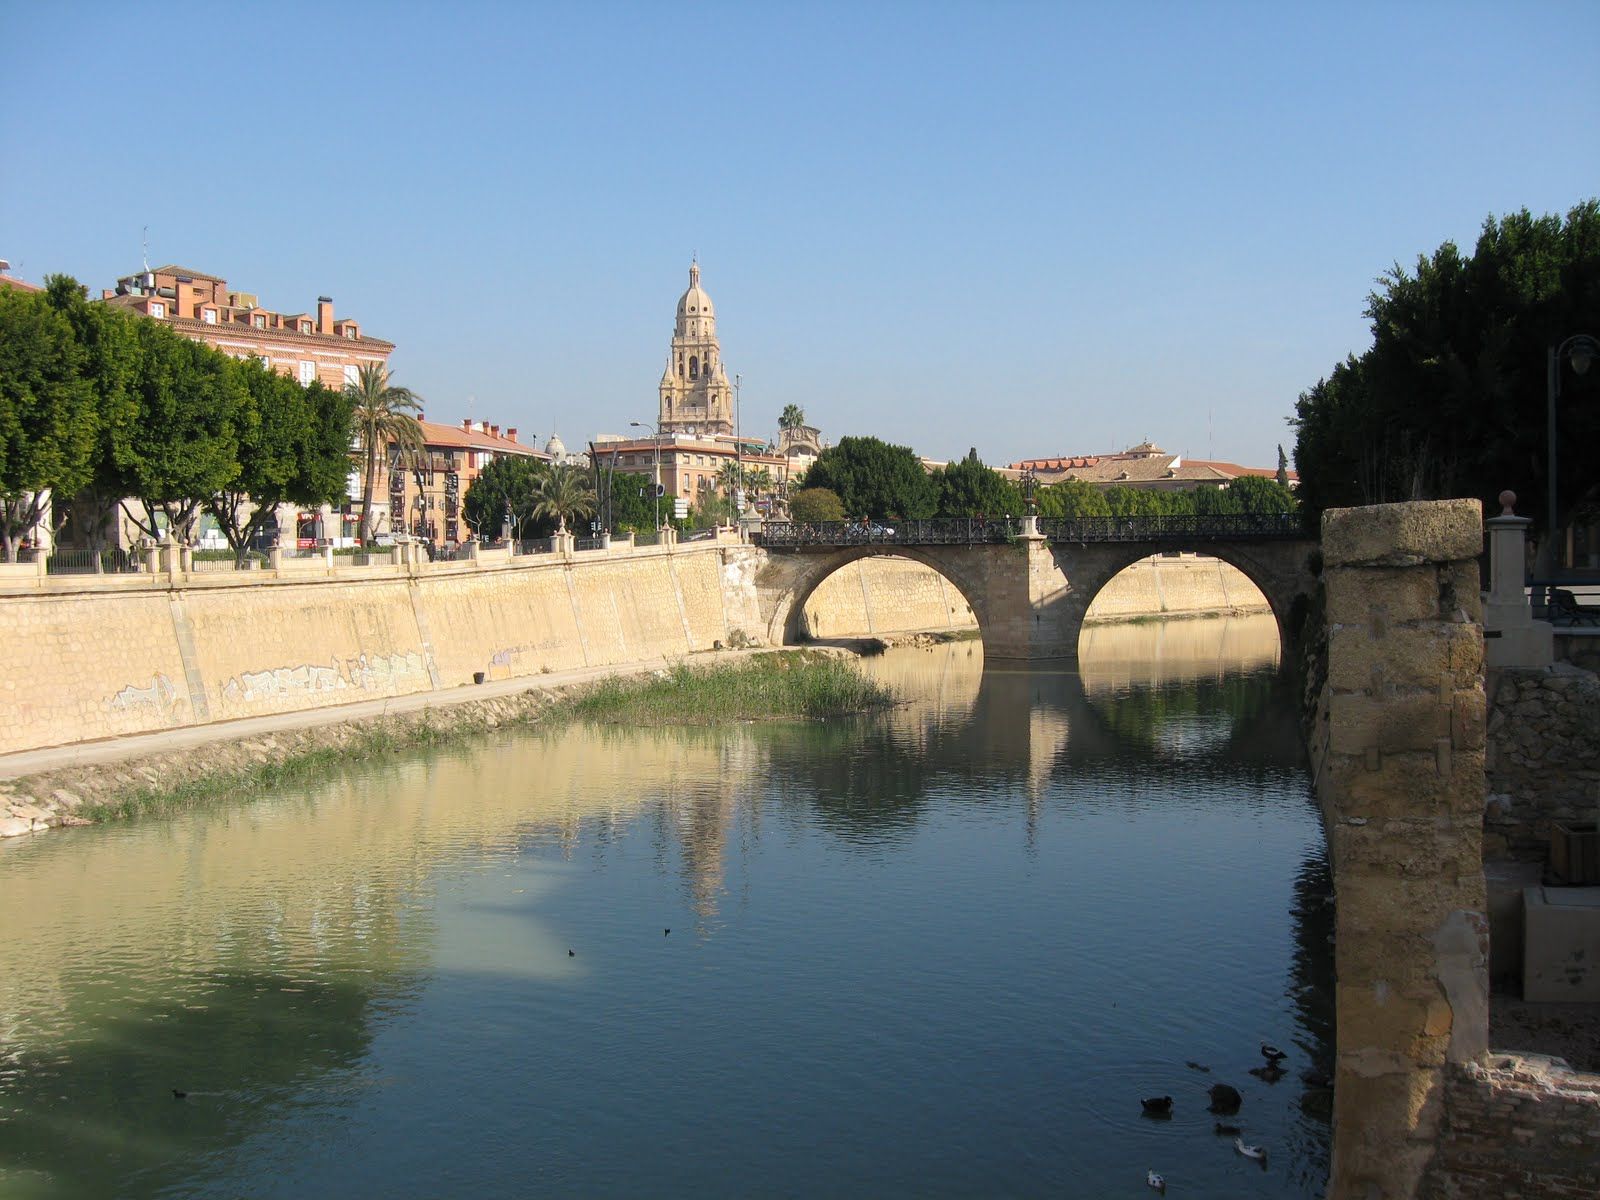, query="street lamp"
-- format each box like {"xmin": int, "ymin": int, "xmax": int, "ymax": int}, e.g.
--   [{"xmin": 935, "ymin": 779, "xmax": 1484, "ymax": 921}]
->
[
  {"xmin": 734, "ymin": 373, "xmax": 744, "ymax": 516},
  {"xmin": 630, "ymin": 420, "xmax": 663, "ymax": 531},
  {"xmin": 1546, "ymin": 333, "xmax": 1598, "ymax": 575}
]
